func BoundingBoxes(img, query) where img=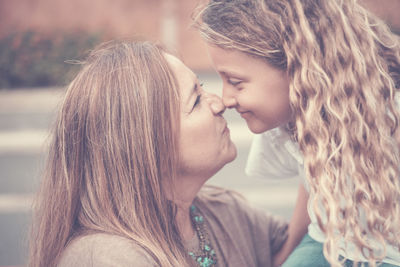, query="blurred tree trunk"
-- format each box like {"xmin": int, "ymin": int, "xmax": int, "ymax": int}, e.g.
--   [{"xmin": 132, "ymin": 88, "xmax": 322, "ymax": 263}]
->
[{"xmin": 161, "ymin": 0, "xmax": 178, "ymax": 51}]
